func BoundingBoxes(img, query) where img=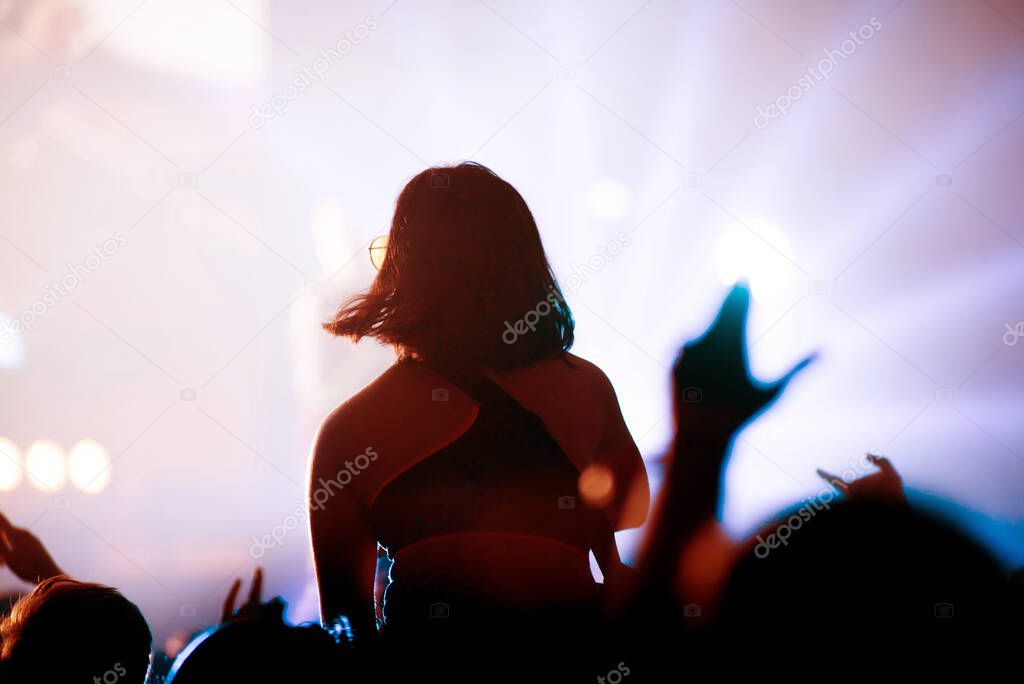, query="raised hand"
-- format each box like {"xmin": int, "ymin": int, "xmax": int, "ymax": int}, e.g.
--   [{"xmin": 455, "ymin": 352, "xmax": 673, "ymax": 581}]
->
[
  {"xmin": 0, "ymin": 512, "xmax": 64, "ymax": 584},
  {"xmin": 673, "ymin": 283, "xmax": 813, "ymax": 438},
  {"xmin": 221, "ymin": 566, "xmax": 282, "ymax": 624},
  {"xmin": 817, "ymin": 454, "xmax": 905, "ymax": 504},
  {"xmin": 634, "ymin": 286, "xmax": 814, "ymax": 608}
]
